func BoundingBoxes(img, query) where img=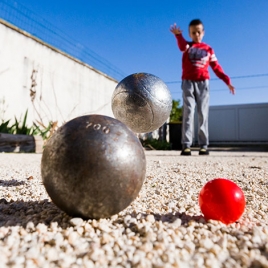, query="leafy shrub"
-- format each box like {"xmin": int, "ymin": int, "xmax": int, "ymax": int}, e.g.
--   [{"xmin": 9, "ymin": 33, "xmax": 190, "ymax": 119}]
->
[
  {"xmin": 0, "ymin": 119, "xmax": 13, "ymax": 133},
  {"xmin": 140, "ymin": 138, "xmax": 171, "ymax": 150},
  {"xmin": 33, "ymin": 121, "xmax": 57, "ymax": 140},
  {"xmin": 170, "ymin": 99, "xmax": 183, "ymax": 123},
  {"xmin": 0, "ymin": 109, "xmax": 55, "ymax": 140},
  {"xmin": 12, "ymin": 109, "xmax": 38, "ymax": 135}
]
